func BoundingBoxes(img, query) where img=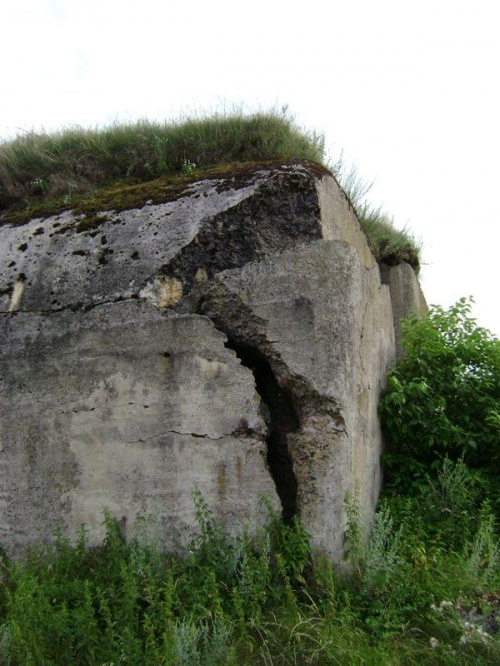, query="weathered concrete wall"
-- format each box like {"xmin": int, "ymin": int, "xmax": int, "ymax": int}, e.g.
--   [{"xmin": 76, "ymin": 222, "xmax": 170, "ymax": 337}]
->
[
  {"xmin": 0, "ymin": 302, "xmax": 279, "ymax": 552},
  {"xmin": 381, "ymin": 262, "xmax": 427, "ymax": 357},
  {"xmin": 0, "ymin": 161, "xmax": 414, "ymax": 560},
  {"xmin": 0, "ymin": 165, "xmax": 324, "ymax": 314},
  {"xmin": 193, "ymin": 240, "xmax": 394, "ymax": 560}
]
